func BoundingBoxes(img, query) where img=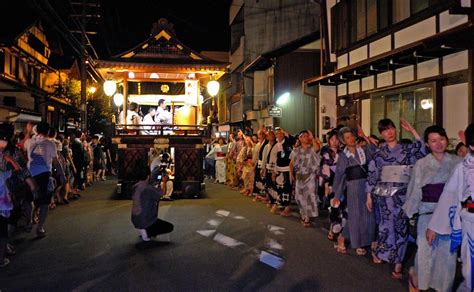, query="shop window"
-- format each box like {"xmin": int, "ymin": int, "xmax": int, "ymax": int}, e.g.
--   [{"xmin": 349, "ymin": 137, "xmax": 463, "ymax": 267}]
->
[{"xmin": 370, "ymin": 82, "xmax": 434, "ymax": 138}]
